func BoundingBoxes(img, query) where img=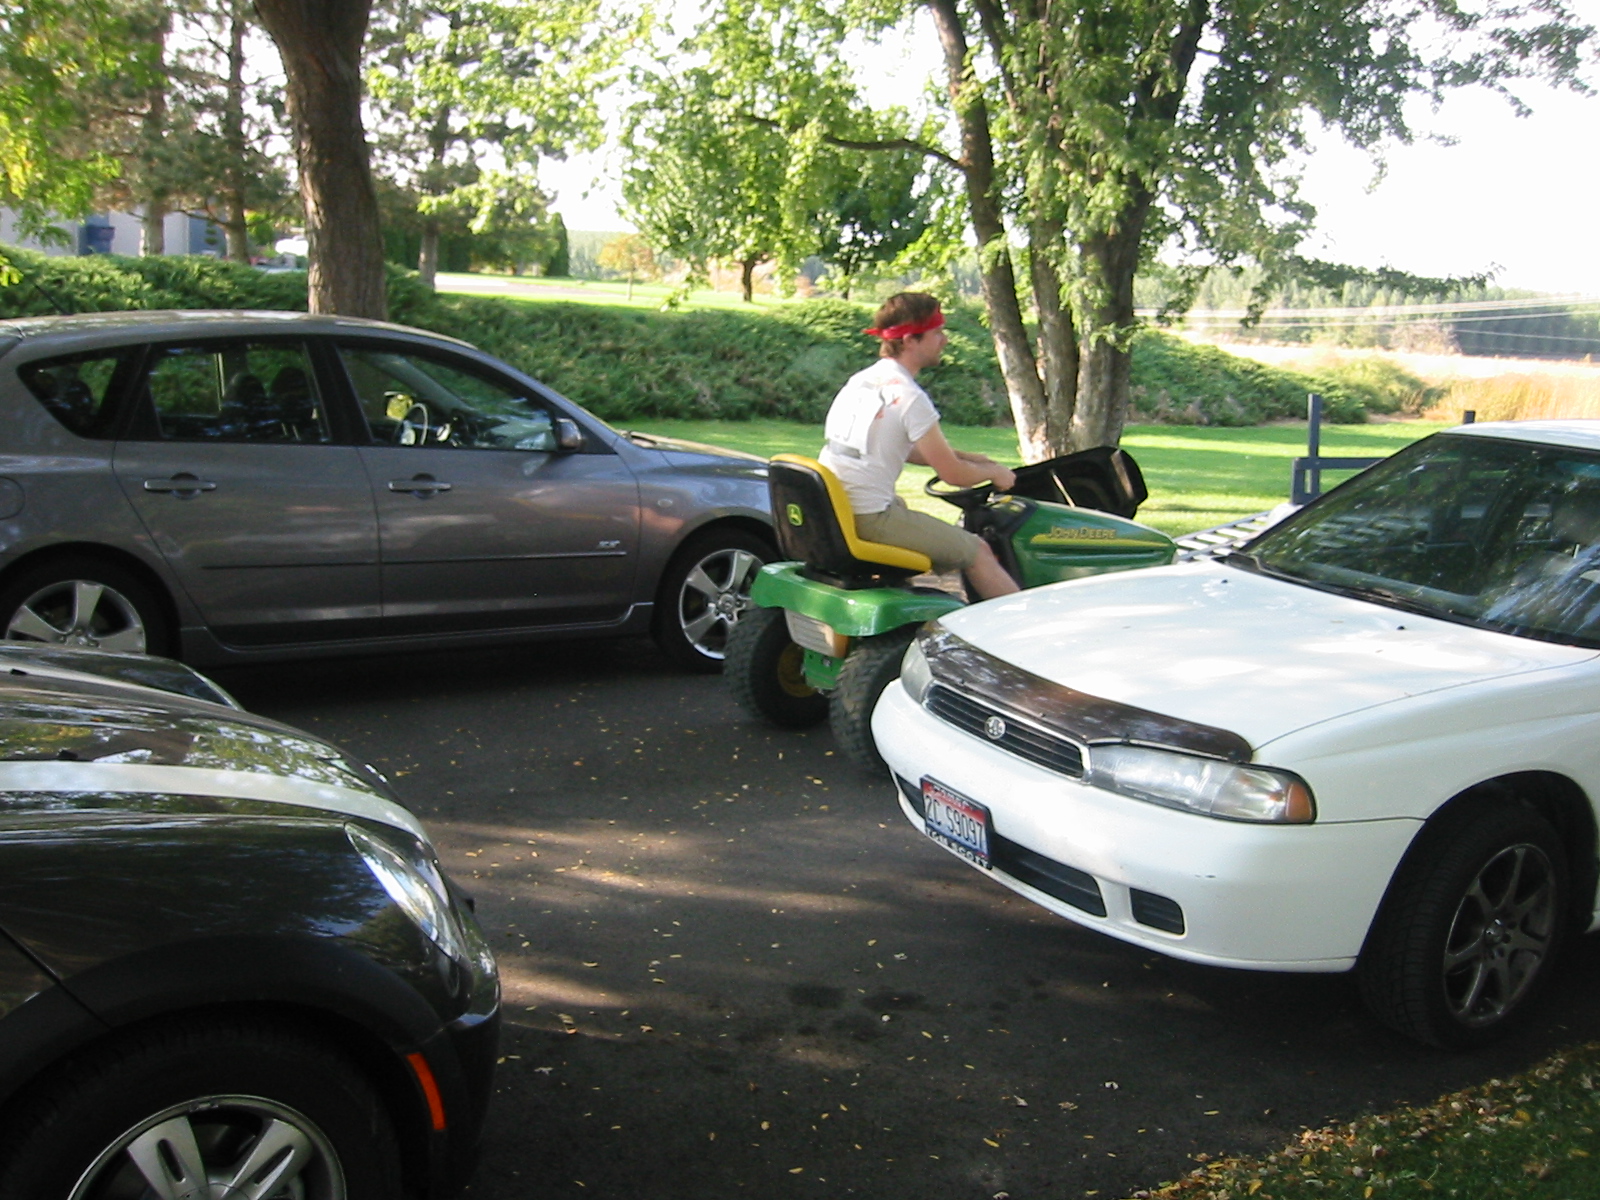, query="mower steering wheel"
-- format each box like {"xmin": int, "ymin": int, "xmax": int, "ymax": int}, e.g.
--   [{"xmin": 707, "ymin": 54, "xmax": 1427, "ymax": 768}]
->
[{"xmin": 924, "ymin": 474, "xmax": 992, "ymax": 511}]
